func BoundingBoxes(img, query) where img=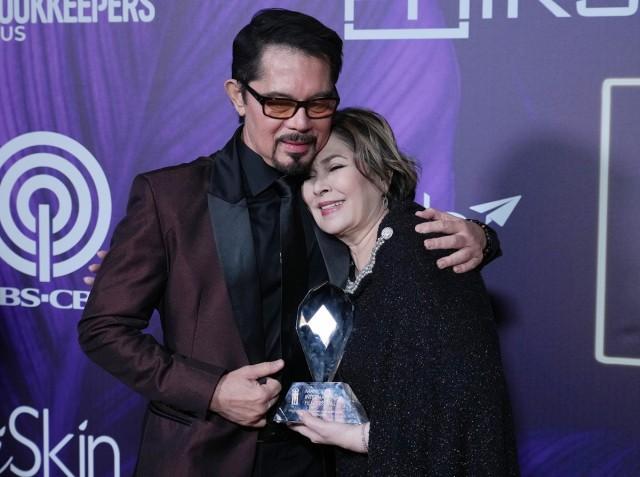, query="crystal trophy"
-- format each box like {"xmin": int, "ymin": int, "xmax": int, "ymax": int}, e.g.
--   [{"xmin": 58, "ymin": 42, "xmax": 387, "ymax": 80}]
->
[{"xmin": 274, "ymin": 282, "xmax": 368, "ymax": 424}]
